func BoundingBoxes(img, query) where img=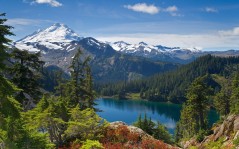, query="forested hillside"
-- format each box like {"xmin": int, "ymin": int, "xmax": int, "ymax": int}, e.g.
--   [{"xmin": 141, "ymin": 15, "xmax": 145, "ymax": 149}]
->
[{"xmin": 96, "ymin": 55, "xmax": 239, "ymax": 103}]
